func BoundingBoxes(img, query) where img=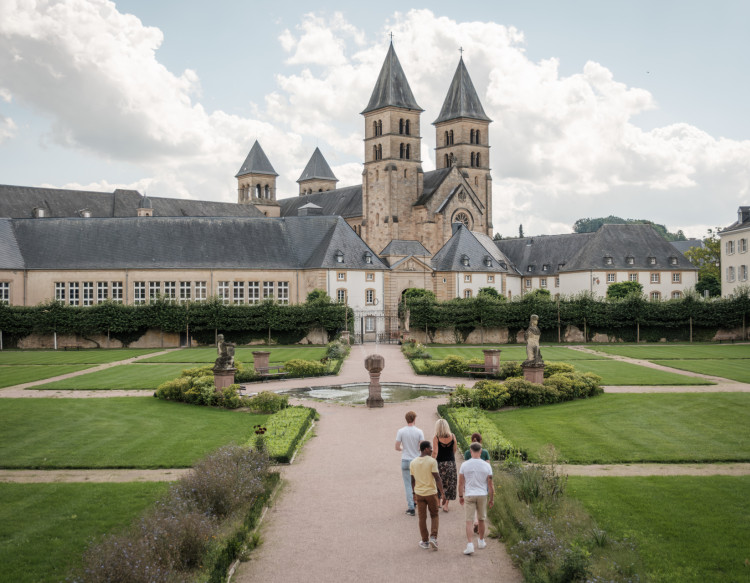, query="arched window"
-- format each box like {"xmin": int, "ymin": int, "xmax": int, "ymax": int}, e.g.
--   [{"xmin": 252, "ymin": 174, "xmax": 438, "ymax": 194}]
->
[
  {"xmin": 444, "ymin": 131, "xmax": 449, "ymax": 145},
  {"xmin": 475, "ymin": 129, "xmax": 480, "ymax": 144},
  {"xmin": 476, "ymin": 153, "xmax": 481, "ymax": 167},
  {"xmin": 405, "ymin": 144, "xmax": 410, "ymax": 160},
  {"xmin": 405, "ymin": 119, "xmax": 410, "ymax": 135},
  {"xmin": 264, "ymin": 185, "xmax": 270, "ymax": 199},
  {"xmin": 404, "ymin": 169, "xmax": 407, "ymax": 178},
  {"xmin": 474, "ymin": 176, "xmax": 478, "ymax": 186},
  {"xmin": 449, "ymin": 130, "xmax": 454, "ymax": 145},
  {"xmin": 470, "ymin": 129, "xmax": 475, "ymax": 144},
  {"xmin": 373, "ymin": 120, "xmax": 377, "ymax": 136},
  {"xmin": 444, "ymin": 154, "xmax": 449, "ymax": 167},
  {"xmin": 255, "ymin": 184, "xmax": 261, "ymax": 197},
  {"xmin": 374, "ymin": 120, "xmax": 382, "ymax": 136},
  {"xmin": 470, "ymin": 152, "xmax": 475, "ymax": 167},
  {"xmin": 377, "ymin": 144, "xmax": 382, "ymax": 160},
  {"xmin": 399, "ymin": 119, "xmax": 404, "ymax": 134},
  {"xmin": 399, "ymin": 143, "xmax": 405, "ymax": 159}
]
